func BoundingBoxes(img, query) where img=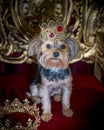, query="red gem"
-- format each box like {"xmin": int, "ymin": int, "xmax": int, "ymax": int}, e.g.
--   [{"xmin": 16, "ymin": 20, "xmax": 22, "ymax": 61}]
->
[
  {"xmin": 49, "ymin": 32, "xmax": 54, "ymax": 38},
  {"xmin": 57, "ymin": 25, "xmax": 63, "ymax": 32}
]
